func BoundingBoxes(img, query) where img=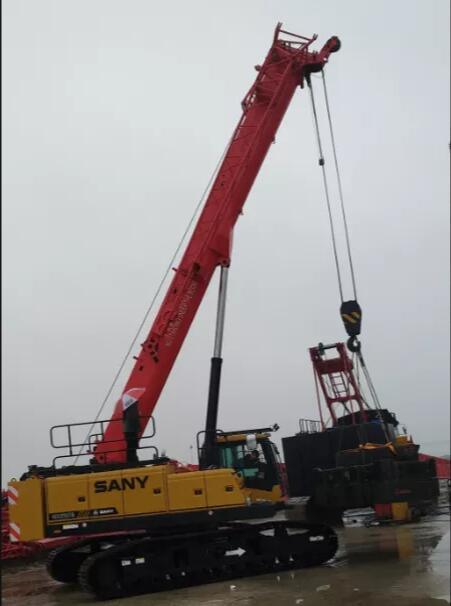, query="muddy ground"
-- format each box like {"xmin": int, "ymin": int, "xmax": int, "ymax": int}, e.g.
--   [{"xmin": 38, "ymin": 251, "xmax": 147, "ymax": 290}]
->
[{"xmin": 2, "ymin": 502, "xmax": 449, "ymax": 605}]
